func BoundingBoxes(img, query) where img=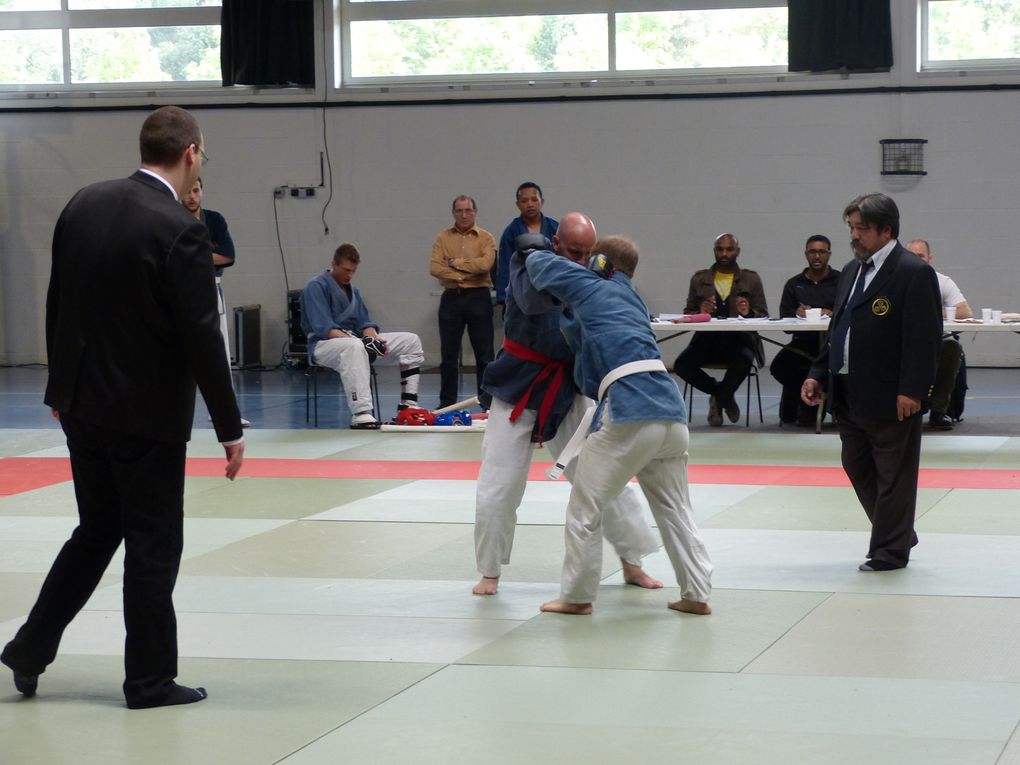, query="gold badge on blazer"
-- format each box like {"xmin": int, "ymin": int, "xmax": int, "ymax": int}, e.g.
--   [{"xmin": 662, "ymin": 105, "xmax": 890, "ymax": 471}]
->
[{"xmin": 872, "ymin": 297, "xmax": 890, "ymax": 316}]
